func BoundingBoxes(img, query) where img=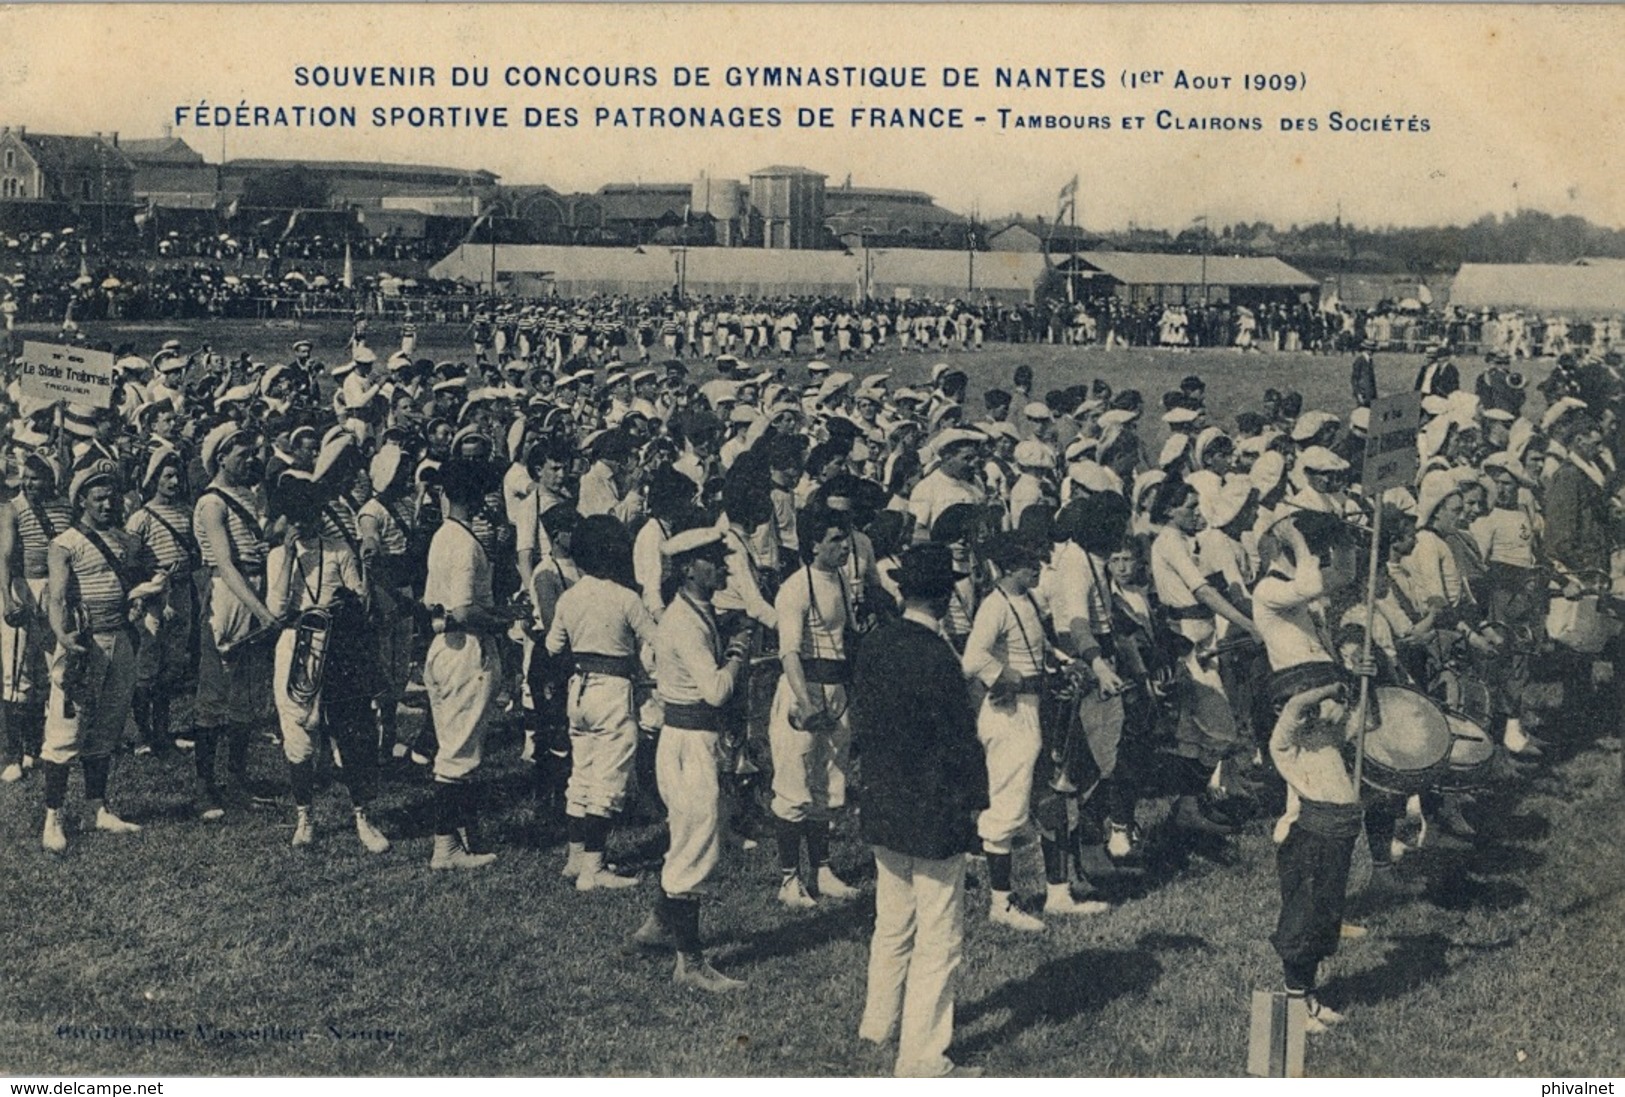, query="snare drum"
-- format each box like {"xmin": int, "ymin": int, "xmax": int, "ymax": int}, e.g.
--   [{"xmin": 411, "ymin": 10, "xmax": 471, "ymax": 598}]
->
[
  {"xmin": 1440, "ymin": 712, "xmax": 1496, "ymax": 791},
  {"xmin": 1360, "ymin": 685, "xmax": 1453, "ymax": 795}
]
